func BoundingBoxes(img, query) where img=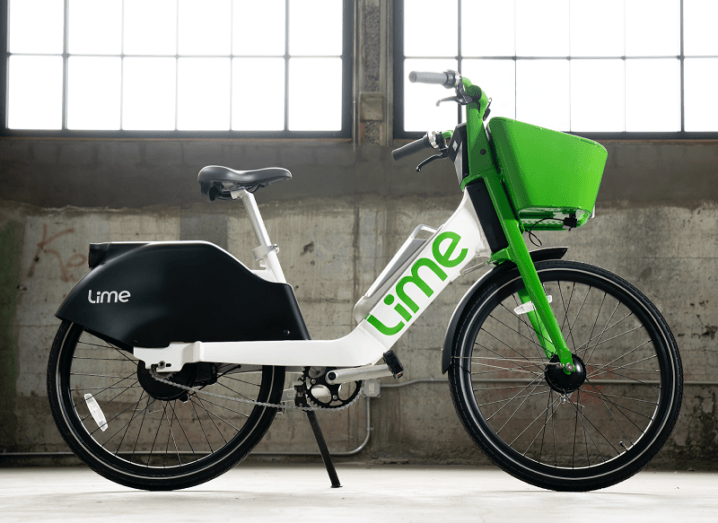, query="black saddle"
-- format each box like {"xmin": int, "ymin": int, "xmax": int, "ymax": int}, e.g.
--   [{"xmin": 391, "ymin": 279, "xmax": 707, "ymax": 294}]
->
[{"xmin": 198, "ymin": 165, "xmax": 292, "ymax": 201}]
